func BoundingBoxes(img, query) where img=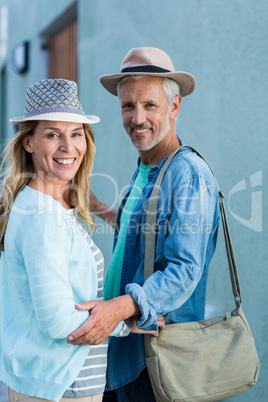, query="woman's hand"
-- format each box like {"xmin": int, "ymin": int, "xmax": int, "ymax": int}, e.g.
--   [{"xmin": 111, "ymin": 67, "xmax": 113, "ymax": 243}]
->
[
  {"xmin": 130, "ymin": 316, "xmax": 165, "ymax": 337},
  {"xmin": 157, "ymin": 315, "xmax": 166, "ymax": 330}
]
